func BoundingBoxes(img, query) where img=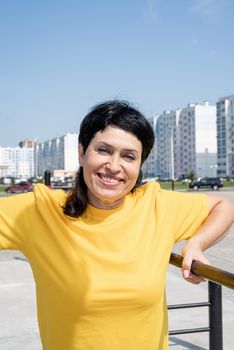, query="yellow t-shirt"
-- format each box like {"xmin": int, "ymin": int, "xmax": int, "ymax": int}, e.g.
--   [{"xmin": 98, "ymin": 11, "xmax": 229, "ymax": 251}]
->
[{"xmin": 0, "ymin": 182, "xmax": 209, "ymax": 350}]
